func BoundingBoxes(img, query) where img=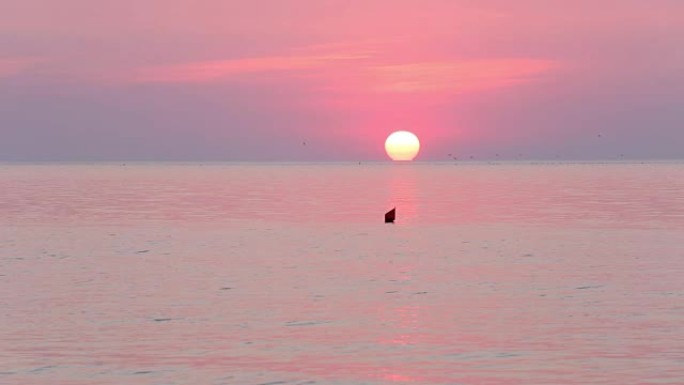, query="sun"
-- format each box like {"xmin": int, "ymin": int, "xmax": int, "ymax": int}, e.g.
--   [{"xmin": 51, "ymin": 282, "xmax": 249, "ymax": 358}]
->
[{"xmin": 385, "ymin": 131, "xmax": 420, "ymax": 161}]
